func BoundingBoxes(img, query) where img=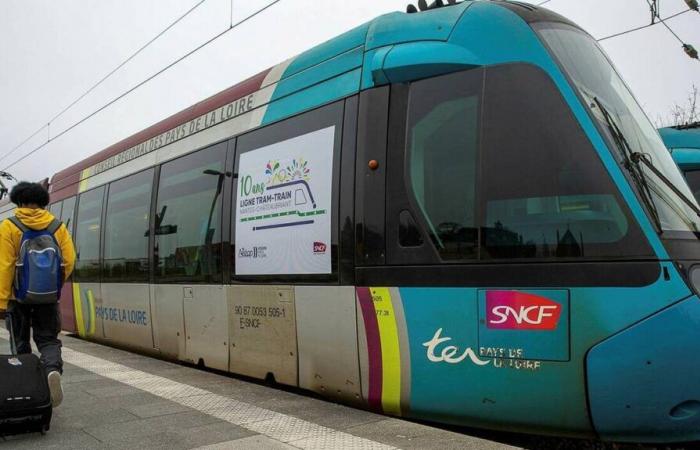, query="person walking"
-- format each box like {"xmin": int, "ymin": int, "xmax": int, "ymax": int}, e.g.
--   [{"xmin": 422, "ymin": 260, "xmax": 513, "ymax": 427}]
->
[{"xmin": 0, "ymin": 182, "xmax": 75, "ymax": 407}]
